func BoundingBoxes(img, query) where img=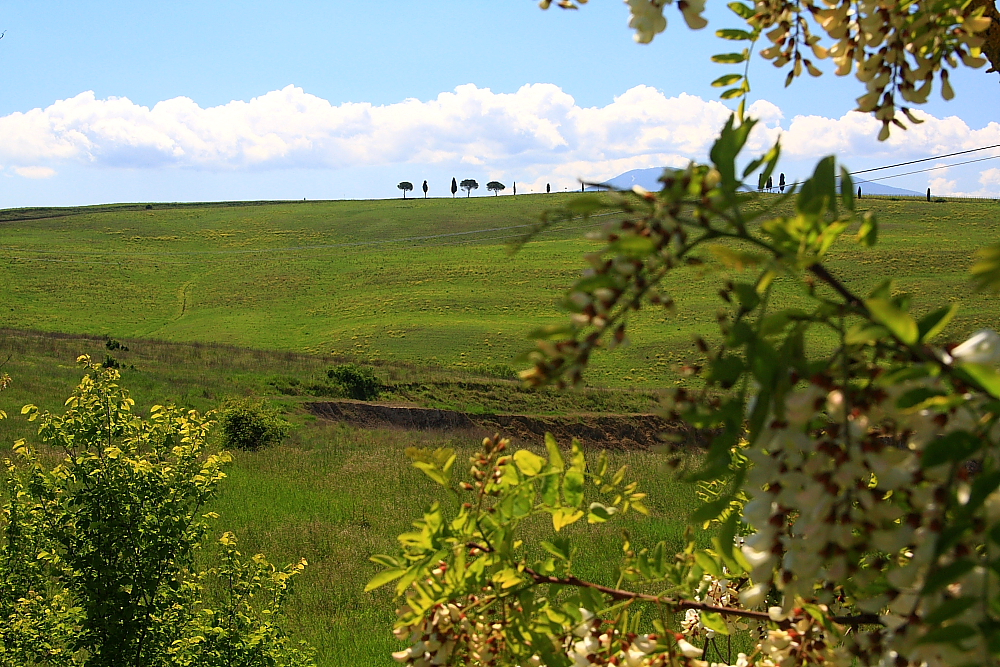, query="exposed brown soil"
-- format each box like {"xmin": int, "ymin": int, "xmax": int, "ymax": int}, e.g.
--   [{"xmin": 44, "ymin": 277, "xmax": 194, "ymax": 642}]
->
[{"xmin": 306, "ymin": 400, "xmax": 709, "ymax": 449}]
